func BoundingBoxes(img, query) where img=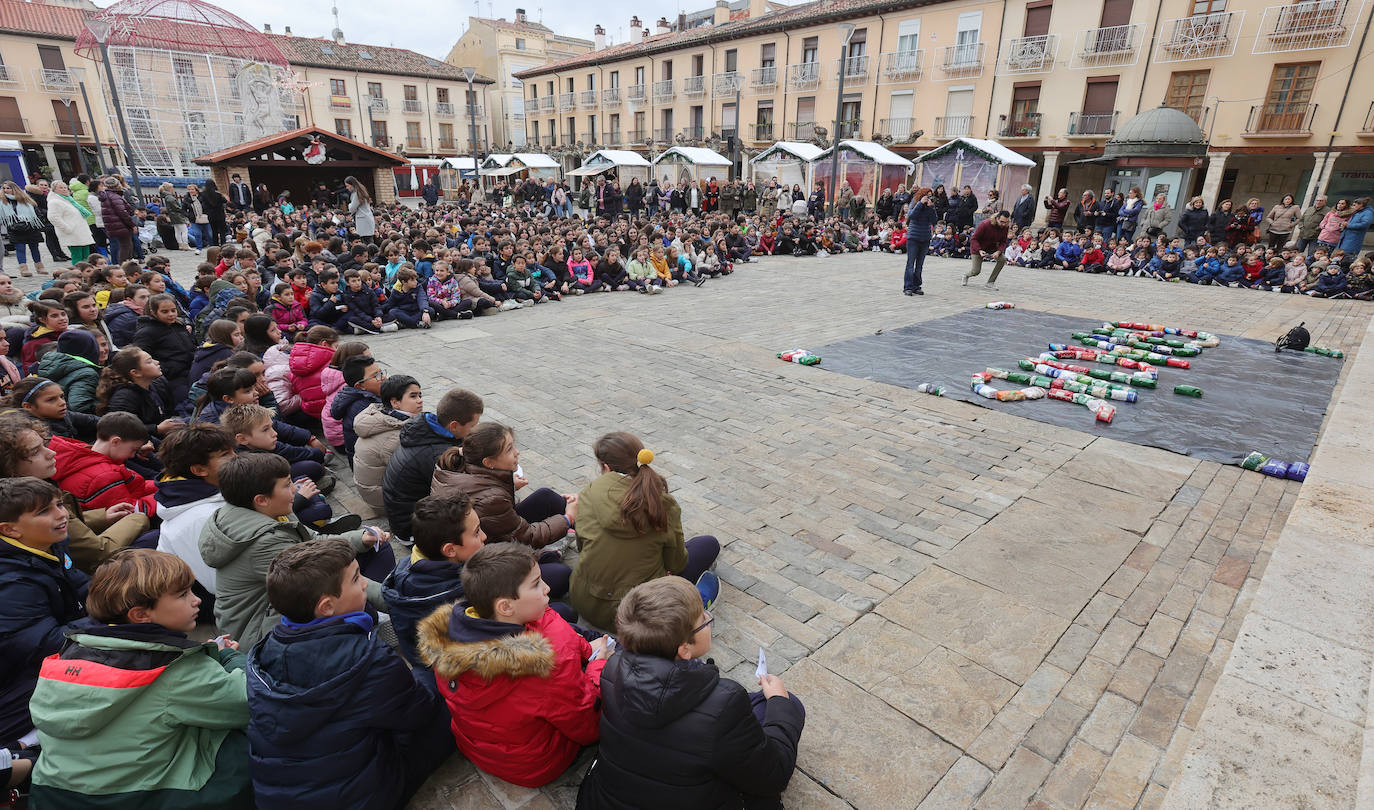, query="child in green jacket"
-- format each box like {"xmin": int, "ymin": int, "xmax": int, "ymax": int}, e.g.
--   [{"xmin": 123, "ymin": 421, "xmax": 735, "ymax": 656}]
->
[{"xmin": 29, "ymin": 548, "xmax": 253, "ymax": 810}]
